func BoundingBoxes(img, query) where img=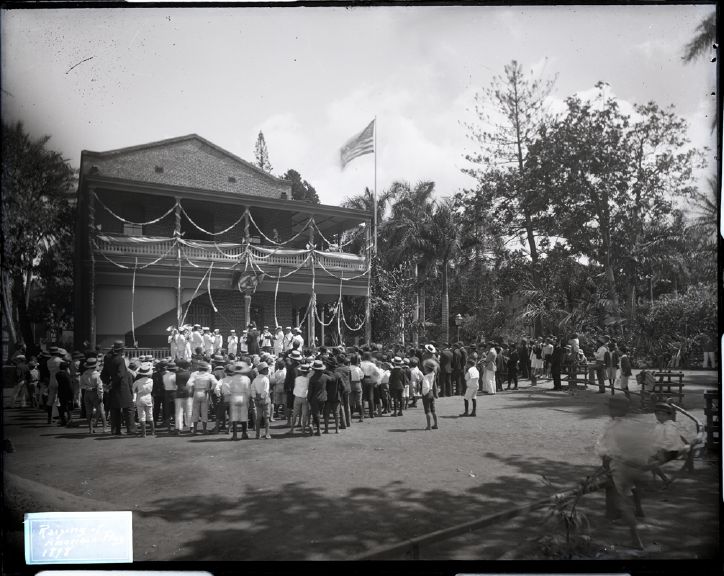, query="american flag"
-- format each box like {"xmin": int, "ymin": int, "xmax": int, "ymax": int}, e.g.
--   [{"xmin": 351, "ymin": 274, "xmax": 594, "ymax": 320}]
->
[{"xmin": 340, "ymin": 119, "xmax": 375, "ymax": 168}]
